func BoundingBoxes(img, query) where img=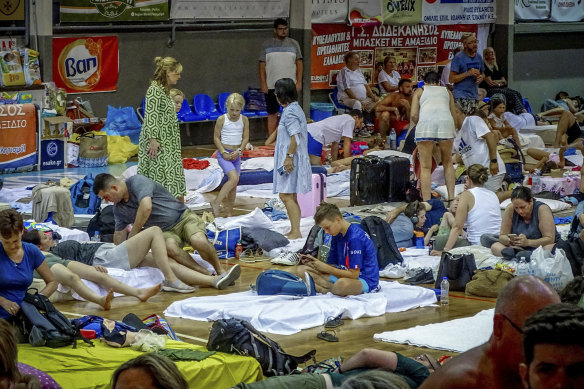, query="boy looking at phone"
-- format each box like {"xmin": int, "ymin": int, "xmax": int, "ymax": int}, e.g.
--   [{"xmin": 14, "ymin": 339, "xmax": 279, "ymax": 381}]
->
[{"xmin": 295, "ymin": 203, "xmax": 379, "ymax": 296}]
